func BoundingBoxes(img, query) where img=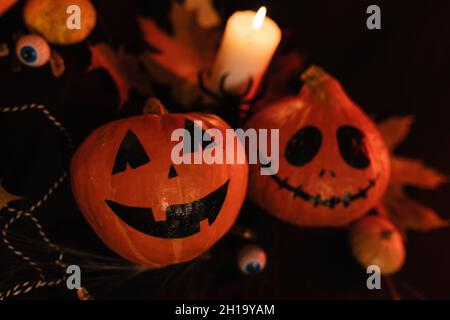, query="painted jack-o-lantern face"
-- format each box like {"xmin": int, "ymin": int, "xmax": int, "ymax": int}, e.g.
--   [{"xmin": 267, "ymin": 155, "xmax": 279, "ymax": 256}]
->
[
  {"xmin": 71, "ymin": 112, "xmax": 248, "ymax": 267},
  {"xmin": 246, "ymin": 66, "xmax": 390, "ymax": 227}
]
